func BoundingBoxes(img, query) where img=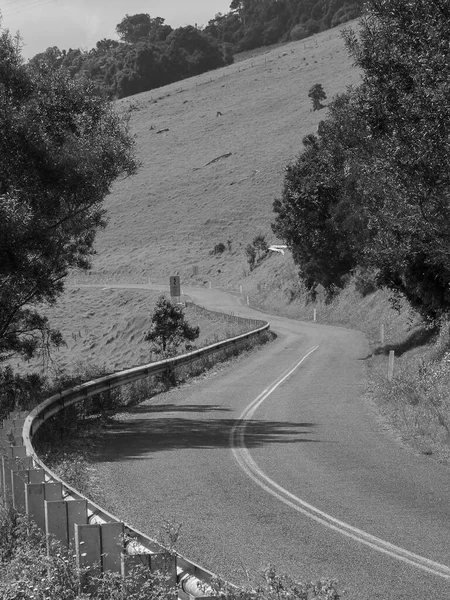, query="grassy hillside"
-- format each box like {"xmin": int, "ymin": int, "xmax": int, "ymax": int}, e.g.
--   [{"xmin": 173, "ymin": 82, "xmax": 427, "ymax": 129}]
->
[{"xmin": 86, "ymin": 23, "xmax": 360, "ymax": 289}]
